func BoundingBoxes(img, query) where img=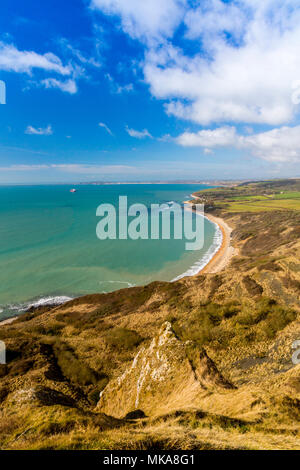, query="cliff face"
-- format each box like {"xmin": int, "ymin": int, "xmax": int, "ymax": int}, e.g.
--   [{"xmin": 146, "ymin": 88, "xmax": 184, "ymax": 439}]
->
[{"xmin": 97, "ymin": 322, "xmax": 233, "ymax": 418}]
